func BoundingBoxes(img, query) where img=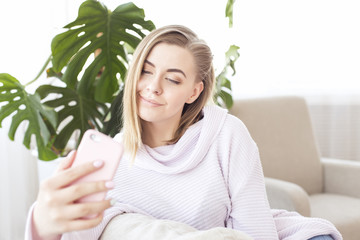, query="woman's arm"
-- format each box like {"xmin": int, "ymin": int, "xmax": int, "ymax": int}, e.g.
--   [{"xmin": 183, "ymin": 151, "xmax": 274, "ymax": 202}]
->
[
  {"xmin": 222, "ymin": 116, "xmax": 278, "ymax": 240},
  {"xmin": 223, "ymin": 116, "xmax": 342, "ymax": 240},
  {"xmin": 227, "ymin": 147, "xmax": 278, "ymax": 239}
]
